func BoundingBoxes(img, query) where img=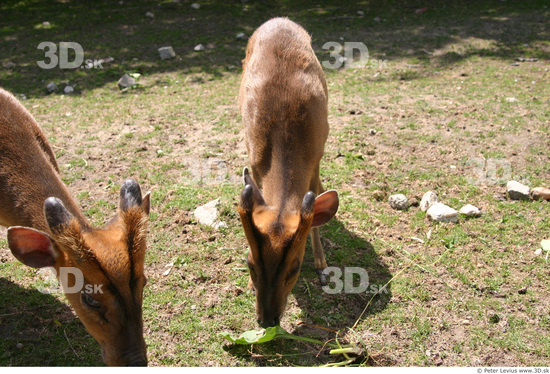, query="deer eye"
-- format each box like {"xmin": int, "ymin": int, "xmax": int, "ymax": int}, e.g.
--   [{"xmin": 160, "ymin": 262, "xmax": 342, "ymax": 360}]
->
[{"xmin": 81, "ymin": 292, "xmax": 101, "ymax": 309}]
